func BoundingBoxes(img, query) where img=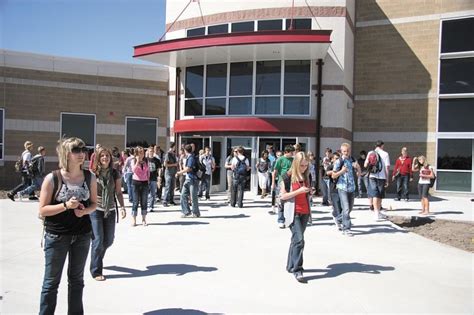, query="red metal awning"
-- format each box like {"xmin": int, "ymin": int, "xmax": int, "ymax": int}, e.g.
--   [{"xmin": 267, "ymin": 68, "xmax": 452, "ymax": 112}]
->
[{"xmin": 134, "ymin": 30, "xmax": 331, "ymax": 67}]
